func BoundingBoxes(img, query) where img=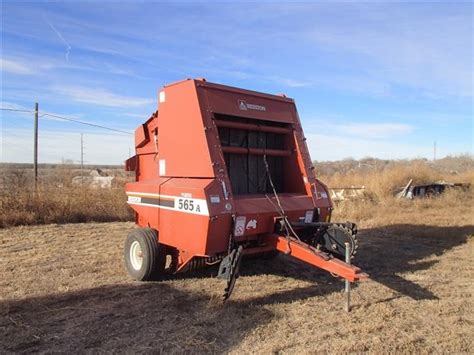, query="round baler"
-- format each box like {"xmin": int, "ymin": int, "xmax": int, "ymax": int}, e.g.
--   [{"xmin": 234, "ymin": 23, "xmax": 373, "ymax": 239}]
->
[{"xmin": 124, "ymin": 78, "xmax": 368, "ymax": 300}]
